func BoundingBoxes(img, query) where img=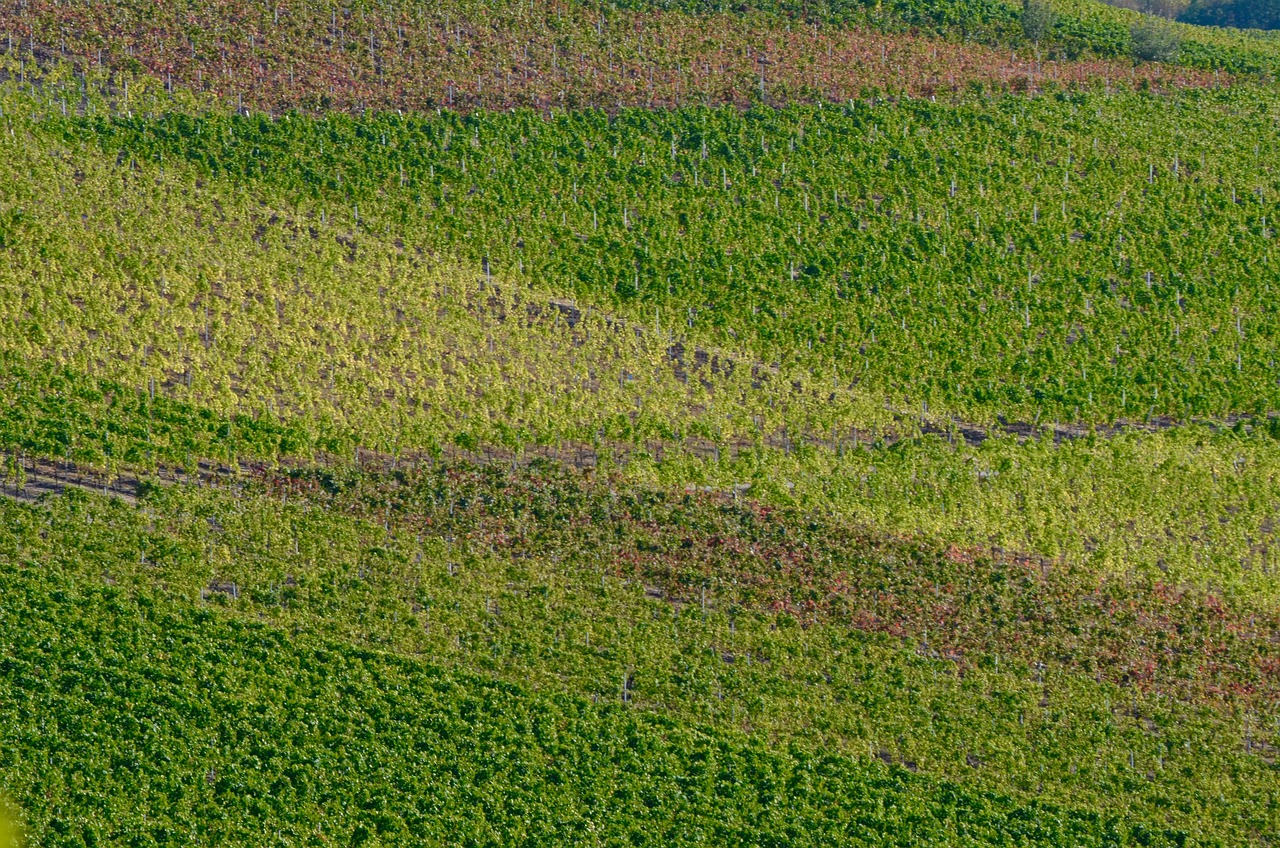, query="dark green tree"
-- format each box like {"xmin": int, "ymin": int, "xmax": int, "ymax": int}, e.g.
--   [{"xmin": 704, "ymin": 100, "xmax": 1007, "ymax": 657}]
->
[
  {"xmin": 1131, "ymin": 17, "xmax": 1182, "ymax": 60},
  {"xmin": 1180, "ymin": 0, "xmax": 1280, "ymax": 29},
  {"xmin": 1022, "ymin": 0, "xmax": 1057, "ymax": 47}
]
